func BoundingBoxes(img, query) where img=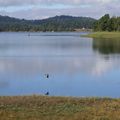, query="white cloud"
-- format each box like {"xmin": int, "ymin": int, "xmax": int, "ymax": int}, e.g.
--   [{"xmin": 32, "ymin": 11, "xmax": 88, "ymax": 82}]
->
[
  {"xmin": 0, "ymin": 0, "xmax": 117, "ymax": 7},
  {"xmin": 0, "ymin": 0, "xmax": 119, "ymax": 19},
  {"xmin": 91, "ymin": 59, "xmax": 112, "ymax": 76}
]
